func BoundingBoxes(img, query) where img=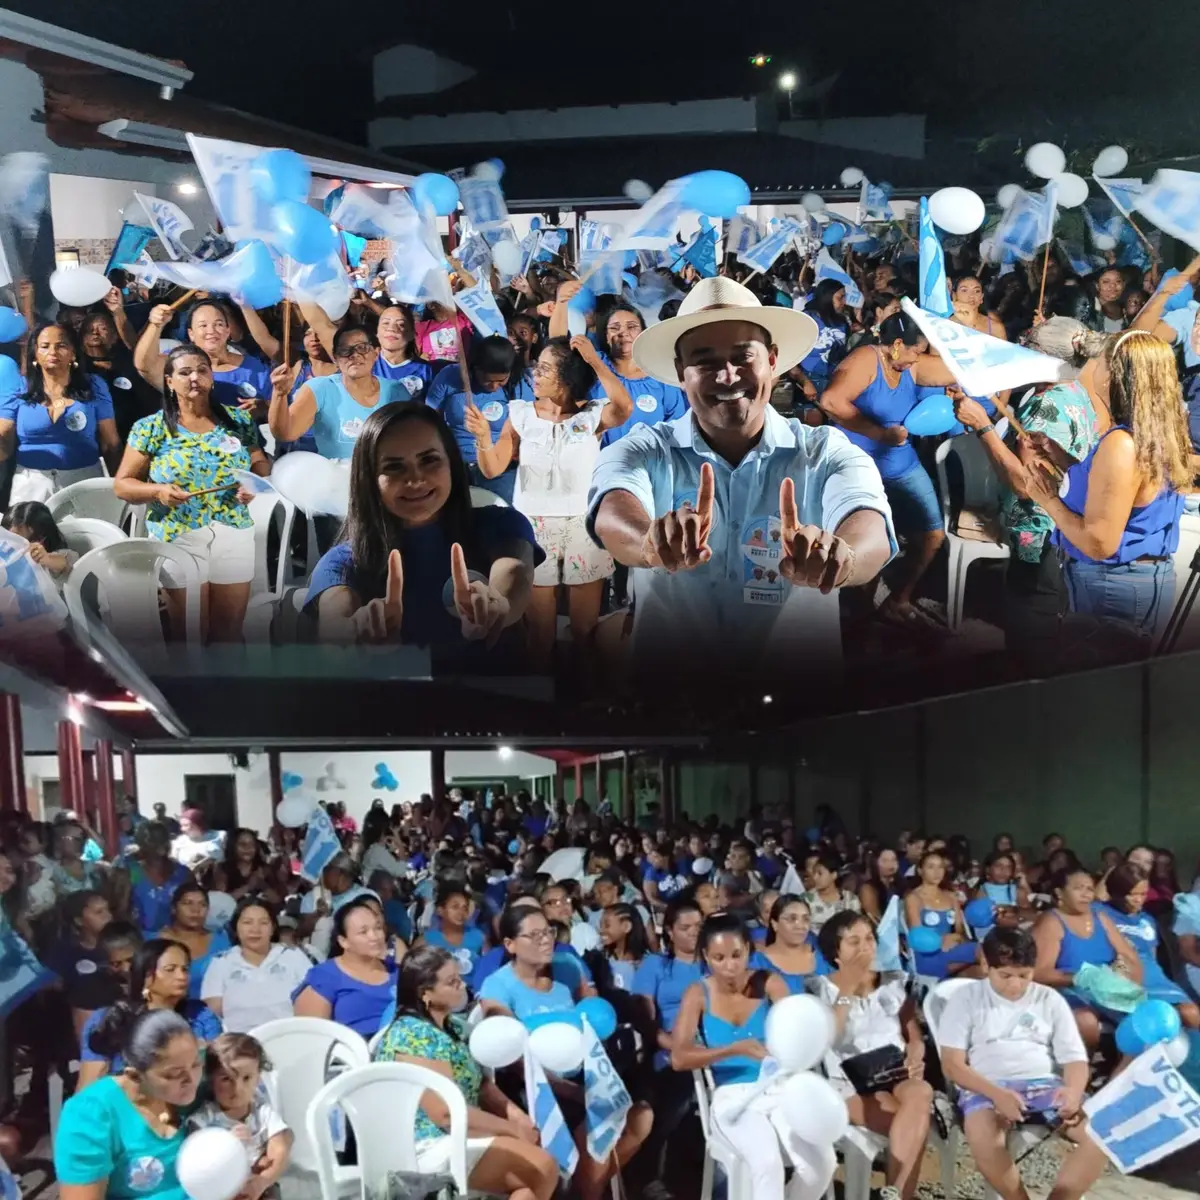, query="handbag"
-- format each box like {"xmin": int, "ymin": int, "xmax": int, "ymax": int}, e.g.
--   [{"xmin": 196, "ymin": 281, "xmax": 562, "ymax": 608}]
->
[{"xmin": 839, "ymin": 1044, "xmax": 910, "ymax": 1095}]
